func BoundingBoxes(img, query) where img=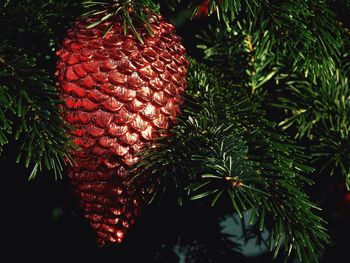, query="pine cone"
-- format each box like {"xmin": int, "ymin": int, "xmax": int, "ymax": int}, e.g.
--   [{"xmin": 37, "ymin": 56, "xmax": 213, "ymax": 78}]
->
[{"xmin": 55, "ymin": 15, "xmax": 188, "ymax": 246}]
